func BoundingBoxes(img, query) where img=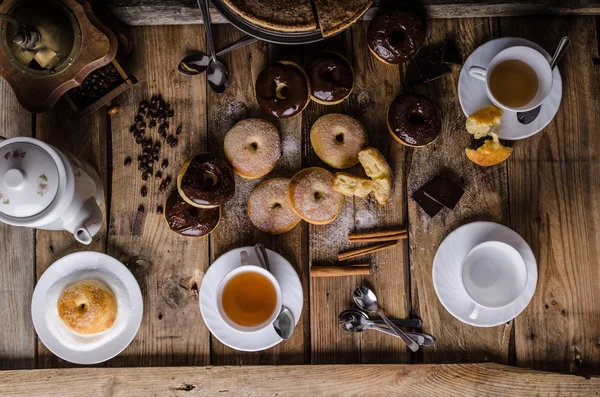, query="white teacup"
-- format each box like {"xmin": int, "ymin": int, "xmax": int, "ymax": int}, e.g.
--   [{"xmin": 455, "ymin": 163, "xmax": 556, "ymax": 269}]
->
[
  {"xmin": 216, "ymin": 260, "xmax": 282, "ymax": 333},
  {"xmin": 469, "ymin": 46, "xmax": 553, "ymax": 112},
  {"xmin": 460, "ymin": 241, "xmax": 527, "ymax": 319}
]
